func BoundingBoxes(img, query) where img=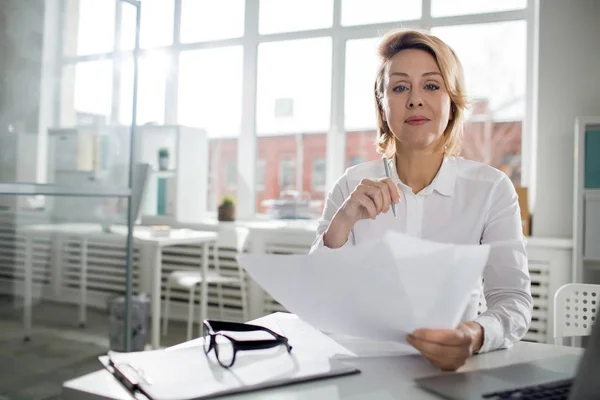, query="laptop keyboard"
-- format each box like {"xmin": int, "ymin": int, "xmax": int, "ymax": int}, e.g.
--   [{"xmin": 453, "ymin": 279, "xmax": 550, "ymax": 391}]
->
[{"xmin": 482, "ymin": 378, "xmax": 573, "ymax": 399}]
